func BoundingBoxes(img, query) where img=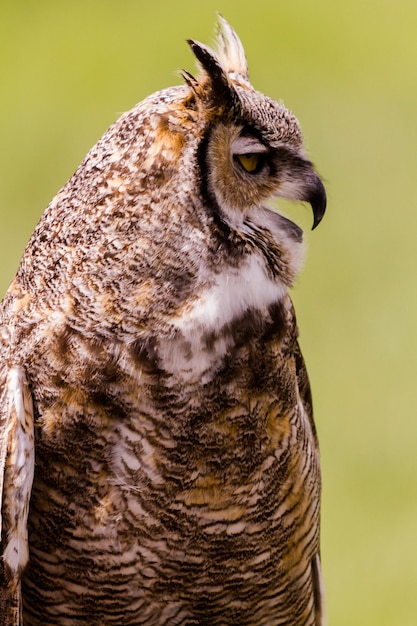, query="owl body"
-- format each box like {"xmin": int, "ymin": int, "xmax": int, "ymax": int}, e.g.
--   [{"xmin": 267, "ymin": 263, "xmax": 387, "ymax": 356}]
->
[{"xmin": 0, "ymin": 17, "xmax": 326, "ymax": 625}]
